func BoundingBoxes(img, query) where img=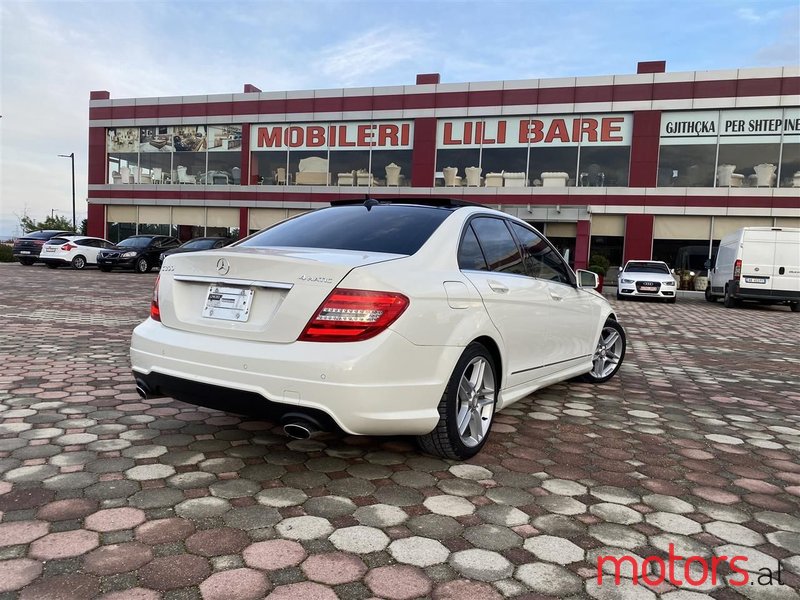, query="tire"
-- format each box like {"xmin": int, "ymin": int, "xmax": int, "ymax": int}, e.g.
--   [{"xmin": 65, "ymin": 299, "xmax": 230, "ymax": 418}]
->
[
  {"xmin": 45, "ymin": 263, "xmax": 59, "ymax": 269},
  {"xmin": 705, "ymin": 286, "xmax": 717, "ymax": 303},
  {"xmin": 71, "ymin": 255, "xmax": 87, "ymax": 270},
  {"xmin": 790, "ymin": 302, "xmax": 799, "ymax": 313},
  {"xmin": 135, "ymin": 257, "xmax": 151, "ymax": 273},
  {"xmin": 723, "ymin": 286, "xmax": 737, "ymax": 309},
  {"xmin": 667, "ymin": 296, "xmax": 677, "ymax": 304},
  {"xmin": 579, "ymin": 318, "xmax": 626, "ymax": 384},
  {"xmin": 99, "ymin": 266, "xmax": 112, "ymax": 272},
  {"xmin": 18, "ymin": 258, "xmax": 35, "ymax": 266},
  {"xmin": 616, "ymin": 291, "xmax": 624, "ymax": 301},
  {"xmin": 417, "ymin": 342, "xmax": 498, "ymax": 460}
]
